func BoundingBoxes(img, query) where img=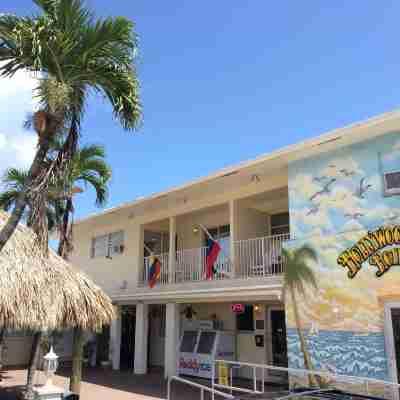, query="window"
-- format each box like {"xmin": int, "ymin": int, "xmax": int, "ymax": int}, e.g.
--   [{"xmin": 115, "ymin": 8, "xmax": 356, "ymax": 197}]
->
[
  {"xmin": 180, "ymin": 331, "xmax": 198, "ymax": 353},
  {"xmin": 271, "ymin": 213, "xmax": 290, "ymax": 236},
  {"xmin": 91, "ymin": 231, "xmax": 124, "ymax": 258},
  {"xmin": 236, "ymin": 305, "xmax": 254, "ymax": 331},
  {"xmin": 197, "ymin": 331, "xmax": 216, "ymax": 354},
  {"xmin": 384, "ymin": 171, "xmax": 400, "ymax": 196}
]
